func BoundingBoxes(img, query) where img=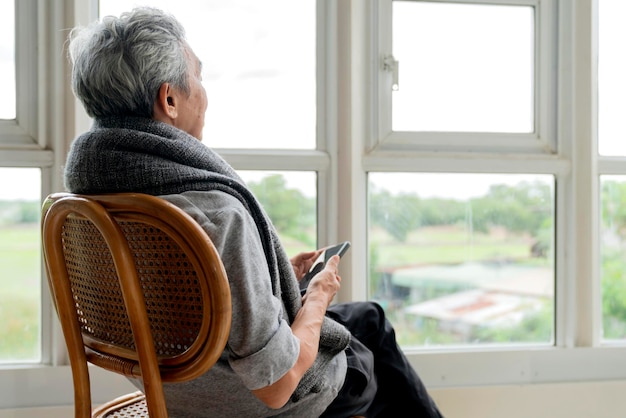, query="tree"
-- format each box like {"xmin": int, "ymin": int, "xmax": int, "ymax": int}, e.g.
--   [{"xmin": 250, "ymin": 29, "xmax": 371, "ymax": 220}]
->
[
  {"xmin": 368, "ymin": 180, "xmax": 552, "ymax": 243},
  {"xmin": 247, "ymin": 174, "xmax": 316, "ymax": 245},
  {"xmin": 470, "ymin": 180, "xmax": 552, "ymax": 236}
]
